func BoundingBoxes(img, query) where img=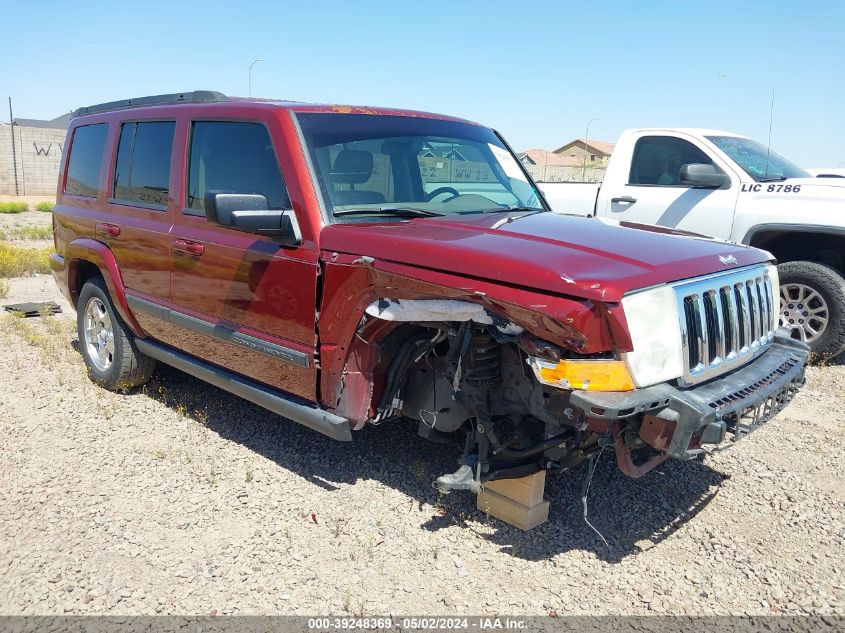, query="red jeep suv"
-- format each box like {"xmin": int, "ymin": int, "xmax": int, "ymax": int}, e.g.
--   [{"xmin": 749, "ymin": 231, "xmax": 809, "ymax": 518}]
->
[{"xmin": 51, "ymin": 91, "xmax": 808, "ymax": 496}]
